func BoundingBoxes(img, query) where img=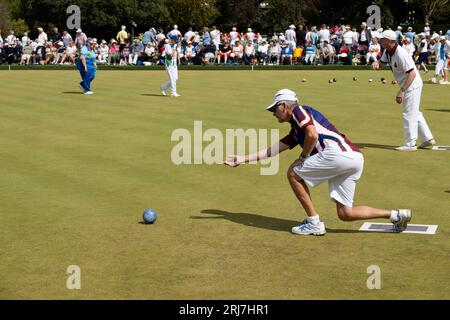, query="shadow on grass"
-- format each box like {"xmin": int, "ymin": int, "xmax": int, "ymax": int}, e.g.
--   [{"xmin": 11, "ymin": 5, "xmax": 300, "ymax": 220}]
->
[
  {"xmin": 62, "ymin": 91, "xmax": 83, "ymax": 95},
  {"xmin": 445, "ymin": 190, "xmax": 450, "ymax": 194},
  {"xmin": 355, "ymin": 143, "xmax": 397, "ymax": 150},
  {"xmin": 141, "ymin": 93, "xmax": 166, "ymax": 97},
  {"xmin": 427, "ymin": 108, "xmax": 450, "ymax": 113},
  {"xmin": 193, "ymin": 209, "xmax": 361, "ymax": 234}
]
